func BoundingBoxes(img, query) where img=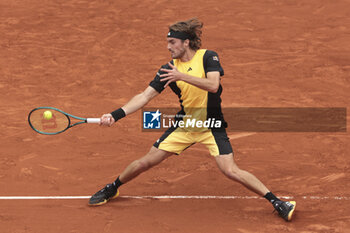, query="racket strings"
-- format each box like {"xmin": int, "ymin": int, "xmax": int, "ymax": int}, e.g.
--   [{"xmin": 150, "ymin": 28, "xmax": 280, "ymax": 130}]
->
[{"xmin": 29, "ymin": 109, "xmax": 70, "ymax": 134}]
